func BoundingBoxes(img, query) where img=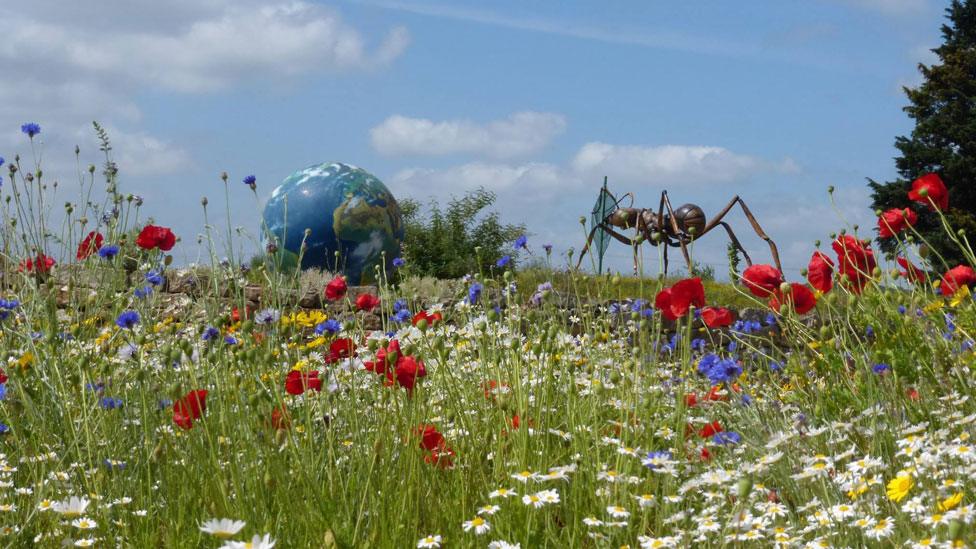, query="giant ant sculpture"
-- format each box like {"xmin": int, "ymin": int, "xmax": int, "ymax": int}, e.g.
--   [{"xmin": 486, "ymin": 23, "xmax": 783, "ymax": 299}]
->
[{"xmin": 577, "ymin": 185, "xmax": 782, "ymax": 276}]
